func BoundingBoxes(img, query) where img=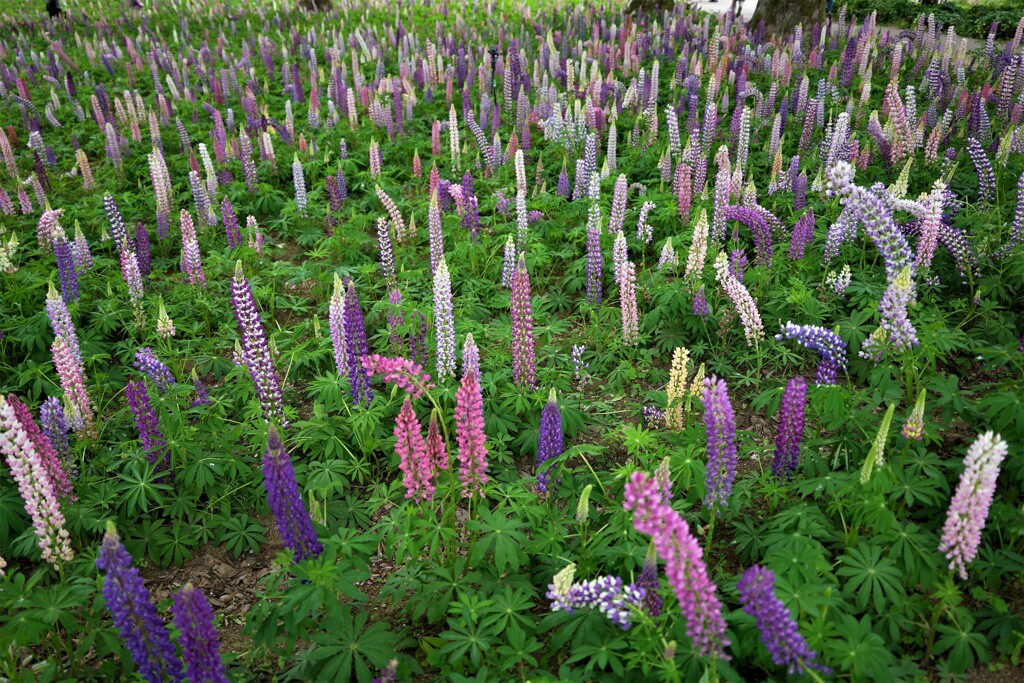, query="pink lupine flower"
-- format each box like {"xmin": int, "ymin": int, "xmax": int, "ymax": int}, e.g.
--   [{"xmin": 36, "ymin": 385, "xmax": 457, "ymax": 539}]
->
[
  {"xmin": 179, "ymin": 209, "xmax": 206, "ymax": 287},
  {"xmin": 394, "ymin": 397, "xmax": 433, "ymax": 503},
  {"xmin": 52, "ymin": 335, "xmax": 94, "ymax": 433},
  {"xmin": 426, "ymin": 415, "xmax": 448, "ymax": 472},
  {"xmin": 361, "ymin": 354, "xmax": 435, "ymax": 399},
  {"xmin": 455, "ymin": 370, "xmax": 488, "ymax": 498}
]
